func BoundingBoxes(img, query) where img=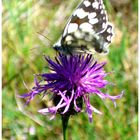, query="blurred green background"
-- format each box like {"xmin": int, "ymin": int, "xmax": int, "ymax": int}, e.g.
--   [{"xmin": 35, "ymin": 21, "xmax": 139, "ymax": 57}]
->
[{"xmin": 2, "ymin": 0, "xmax": 138, "ymax": 140}]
